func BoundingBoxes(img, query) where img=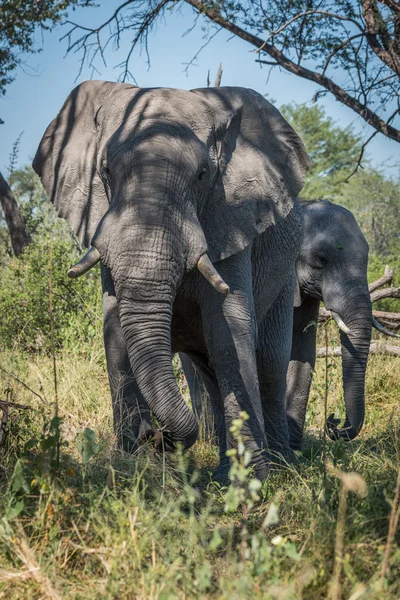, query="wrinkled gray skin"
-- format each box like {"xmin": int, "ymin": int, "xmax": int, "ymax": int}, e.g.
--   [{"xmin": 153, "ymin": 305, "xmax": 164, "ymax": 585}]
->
[
  {"xmin": 32, "ymin": 81, "xmax": 309, "ymax": 480},
  {"xmin": 286, "ymin": 200, "xmax": 372, "ymax": 449},
  {"xmin": 183, "ymin": 200, "xmax": 372, "ymax": 451}
]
